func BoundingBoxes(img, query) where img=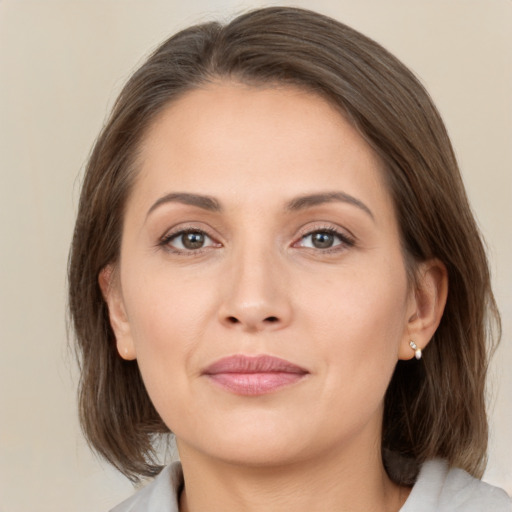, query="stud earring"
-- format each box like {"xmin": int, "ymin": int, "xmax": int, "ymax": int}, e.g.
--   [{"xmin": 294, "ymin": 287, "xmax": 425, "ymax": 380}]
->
[{"xmin": 409, "ymin": 340, "xmax": 422, "ymax": 360}]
